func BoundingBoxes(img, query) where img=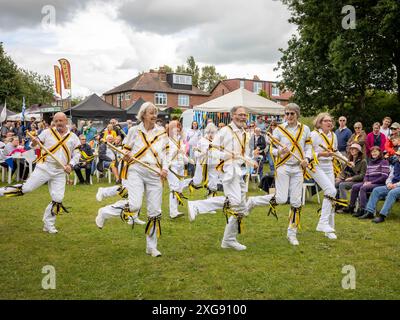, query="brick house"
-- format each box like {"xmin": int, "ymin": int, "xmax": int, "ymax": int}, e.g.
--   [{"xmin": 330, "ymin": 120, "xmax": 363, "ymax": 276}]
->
[
  {"xmin": 209, "ymin": 76, "xmax": 293, "ymax": 106},
  {"xmin": 103, "ymin": 67, "xmax": 210, "ymax": 110}
]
